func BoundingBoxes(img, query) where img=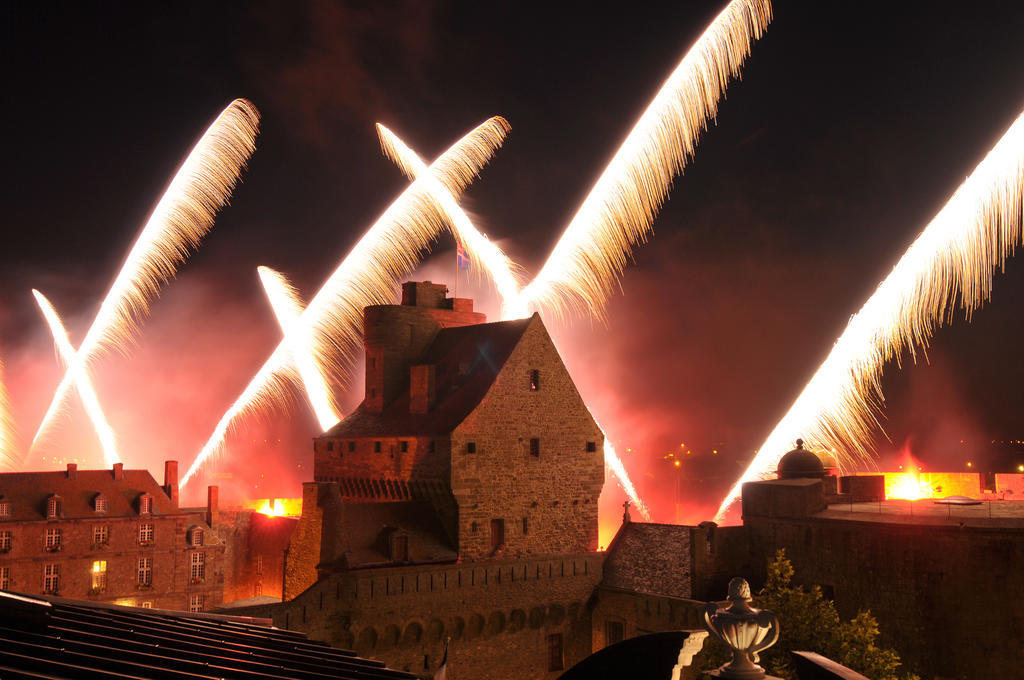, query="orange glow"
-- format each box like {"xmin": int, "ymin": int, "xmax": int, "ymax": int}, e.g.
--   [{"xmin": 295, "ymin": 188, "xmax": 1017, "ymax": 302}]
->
[{"xmin": 241, "ymin": 497, "xmax": 302, "ymax": 517}]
